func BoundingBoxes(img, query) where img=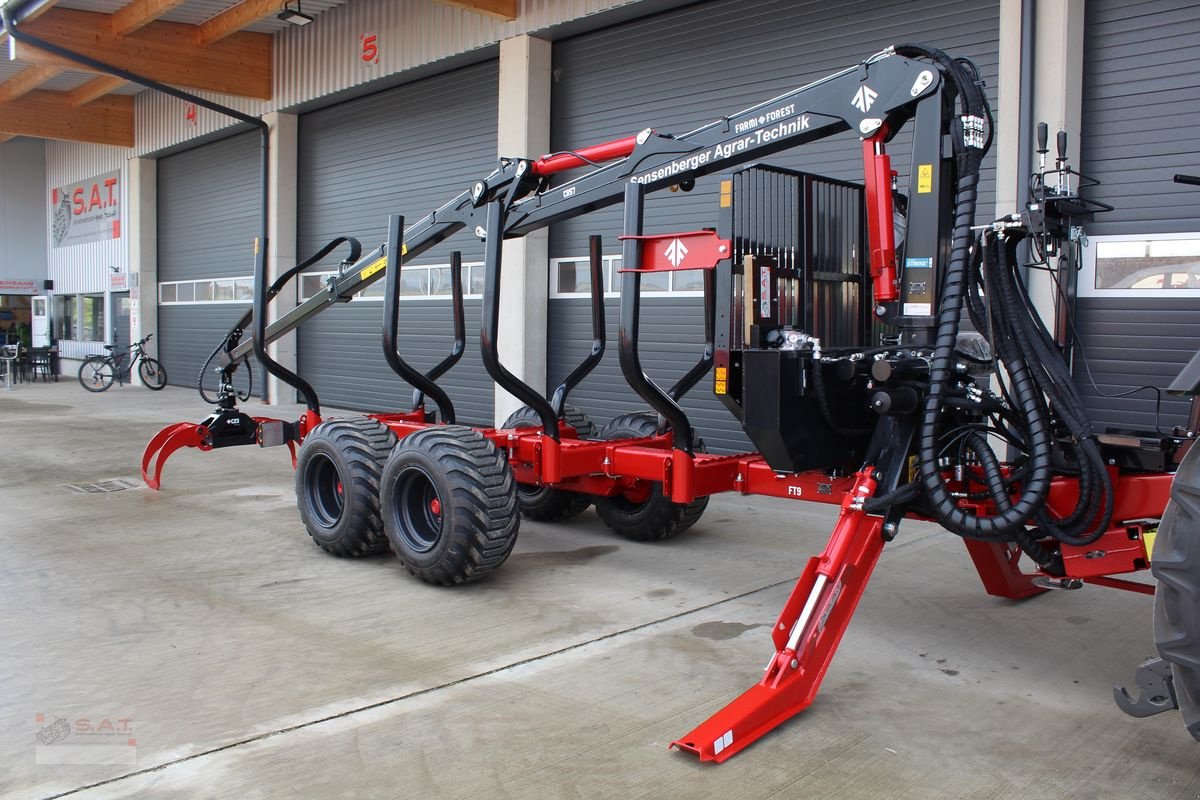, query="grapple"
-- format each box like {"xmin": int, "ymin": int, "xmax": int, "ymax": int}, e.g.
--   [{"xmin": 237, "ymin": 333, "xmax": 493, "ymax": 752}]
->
[{"xmin": 142, "ymin": 407, "xmax": 320, "ymax": 490}]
